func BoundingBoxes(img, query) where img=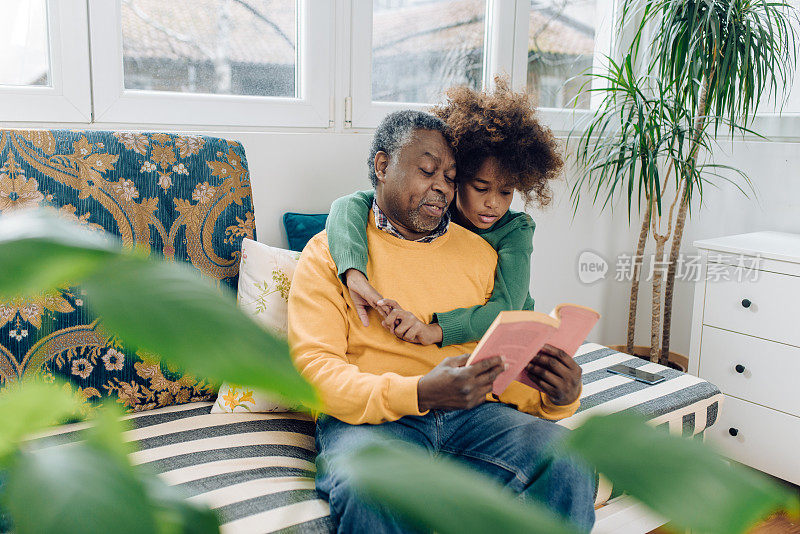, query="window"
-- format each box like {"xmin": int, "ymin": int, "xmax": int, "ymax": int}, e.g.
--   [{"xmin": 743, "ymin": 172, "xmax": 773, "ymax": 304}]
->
[
  {"xmin": 89, "ymin": 0, "xmax": 332, "ymax": 127},
  {"xmin": 3, "ymin": 0, "xmax": 630, "ymax": 130},
  {"xmin": 526, "ymin": 0, "xmax": 599, "ymax": 110},
  {"xmin": 0, "ymin": 0, "xmax": 50, "ymax": 87},
  {"xmin": 0, "ymin": 0, "xmax": 90, "ymax": 122},
  {"xmin": 351, "ymin": 0, "xmax": 491, "ymax": 127},
  {"xmin": 371, "ymin": 0, "xmax": 486, "ymax": 104},
  {"xmin": 120, "ymin": 0, "xmax": 297, "ymax": 98},
  {"xmin": 350, "ymin": 0, "xmax": 613, "ymax": 129}
]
